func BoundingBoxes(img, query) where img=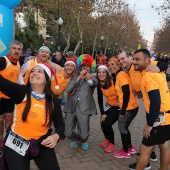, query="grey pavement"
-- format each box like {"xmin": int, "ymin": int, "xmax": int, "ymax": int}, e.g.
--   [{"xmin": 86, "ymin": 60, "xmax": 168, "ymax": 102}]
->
[{"xmin": 30, "ymin": 85, "xmax": 170, "ymax": 170}]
